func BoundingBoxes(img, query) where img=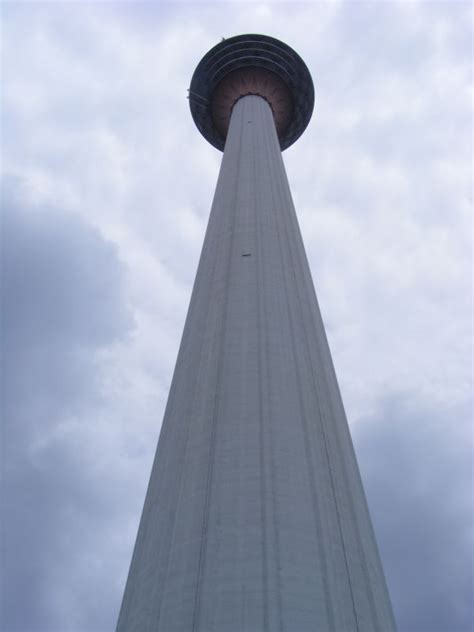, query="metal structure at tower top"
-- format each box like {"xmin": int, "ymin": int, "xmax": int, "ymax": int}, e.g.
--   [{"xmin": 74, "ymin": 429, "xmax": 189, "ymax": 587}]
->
[{"xmin": 189, "ymin": 33, "xmax": 314, "ymax": 151}]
